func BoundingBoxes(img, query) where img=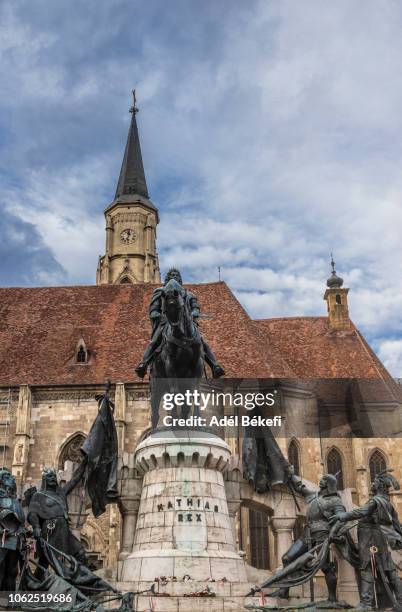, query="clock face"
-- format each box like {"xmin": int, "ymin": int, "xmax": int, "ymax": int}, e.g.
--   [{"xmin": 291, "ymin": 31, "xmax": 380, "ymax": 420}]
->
[{"xmin": 120, "ymin": 228, "xmax": 136, "ymax": 244}]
